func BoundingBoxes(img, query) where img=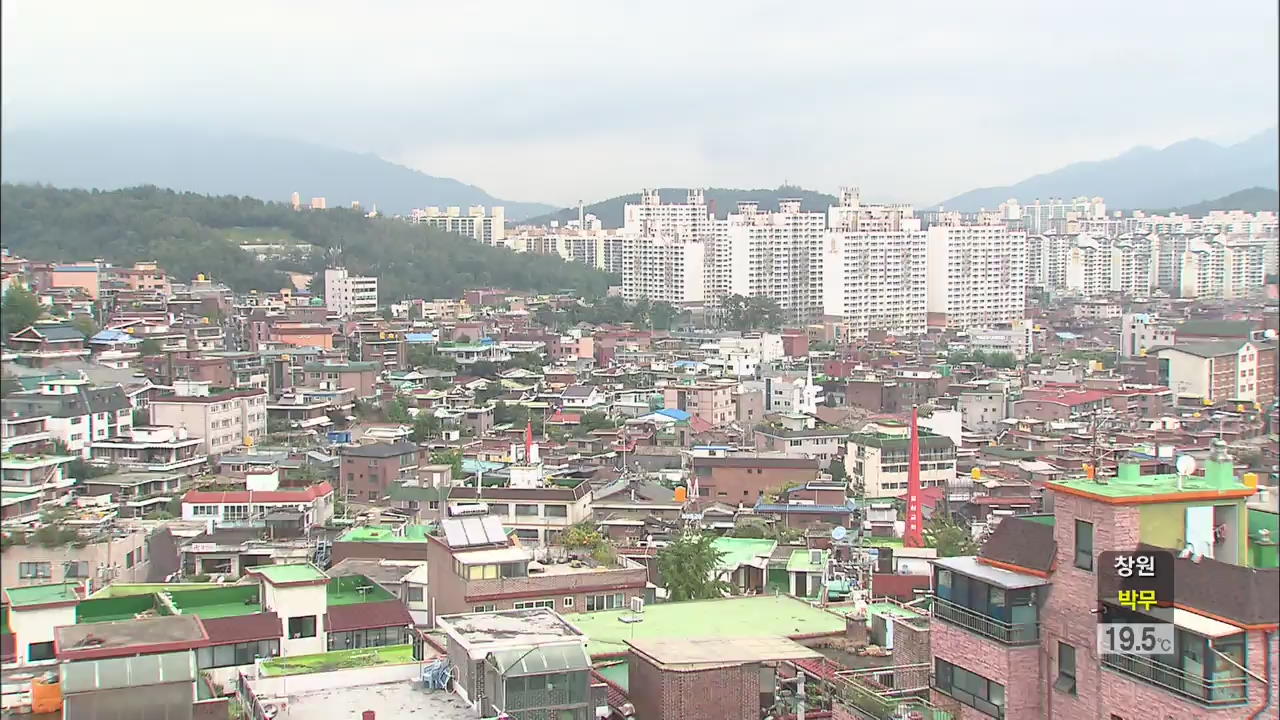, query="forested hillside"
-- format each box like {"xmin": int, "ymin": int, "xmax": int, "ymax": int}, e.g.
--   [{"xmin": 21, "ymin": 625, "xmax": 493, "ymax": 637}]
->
[{"xmin": 0, "ymin": 184, "xmax": 615, "ymax": 301}]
